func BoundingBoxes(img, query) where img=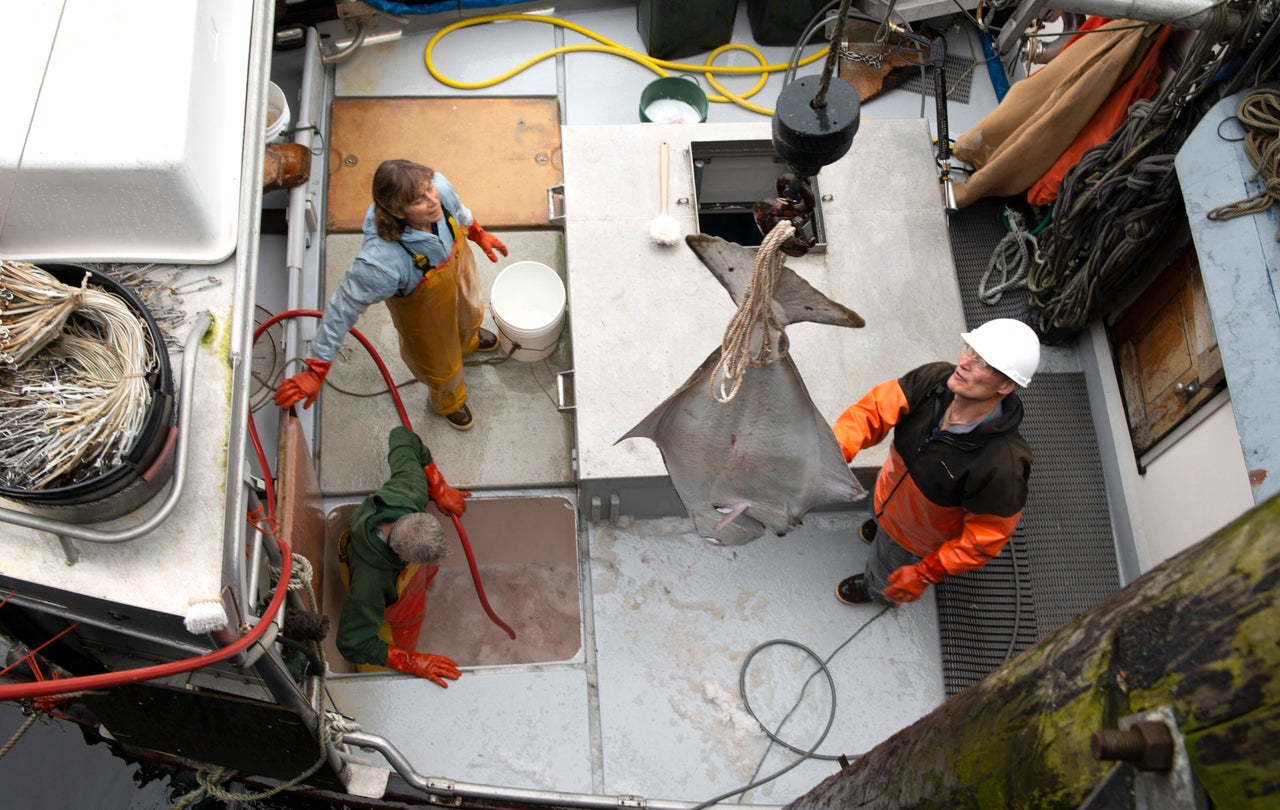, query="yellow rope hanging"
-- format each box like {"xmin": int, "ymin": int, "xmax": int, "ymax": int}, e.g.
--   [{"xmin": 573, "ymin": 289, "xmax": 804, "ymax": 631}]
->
[
  {"xmin": 712, "ymin": 220, "xmax": 796, "ymax": 403},
  {"xmin": 423, "ymin": 13, "xmax": 828, "ymax": 116}
]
